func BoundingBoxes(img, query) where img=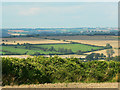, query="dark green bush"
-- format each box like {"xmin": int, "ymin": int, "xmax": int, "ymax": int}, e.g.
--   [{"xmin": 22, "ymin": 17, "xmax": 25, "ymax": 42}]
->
[{"xmin": 2, "ymin": 56, "xmax": 120, "ymax": 85}]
